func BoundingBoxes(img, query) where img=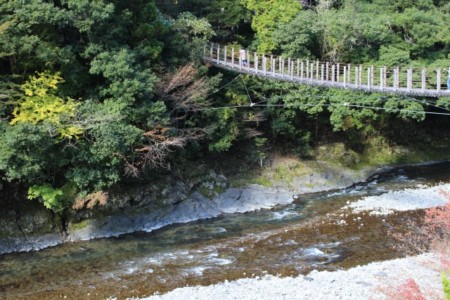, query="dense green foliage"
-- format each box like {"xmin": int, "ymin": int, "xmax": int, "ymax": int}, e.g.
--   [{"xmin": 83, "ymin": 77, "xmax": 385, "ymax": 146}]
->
[
  {"xmin": 444, "ymin": 272, "xmax": 450, "ymax": 300},
  {"xmin": 1, "ymin": 0, "xmax": 450, "ymax": 212},
  {"xmin": 242, "ymin": 0, "xmax": 301, "ymax": 52}
]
